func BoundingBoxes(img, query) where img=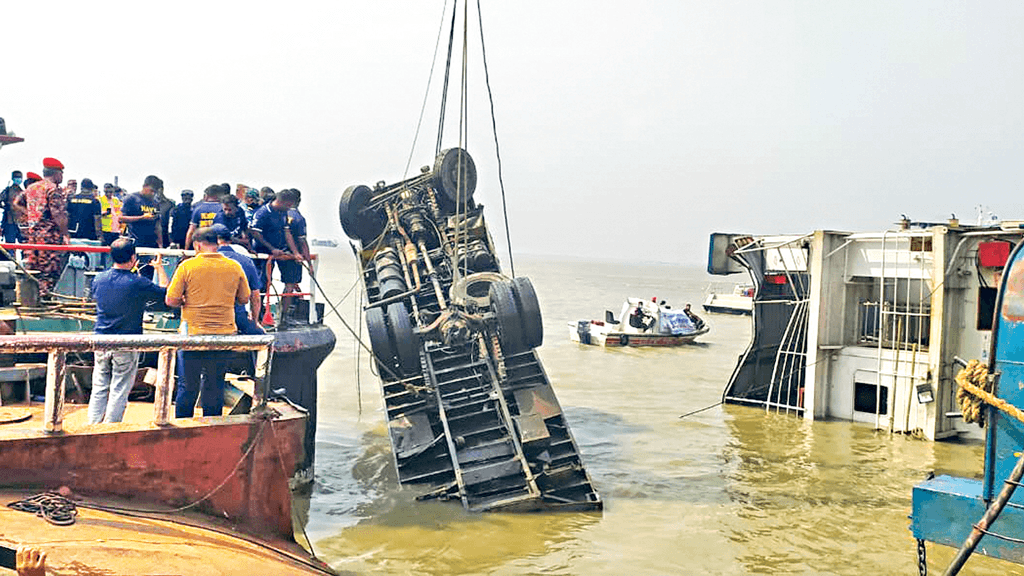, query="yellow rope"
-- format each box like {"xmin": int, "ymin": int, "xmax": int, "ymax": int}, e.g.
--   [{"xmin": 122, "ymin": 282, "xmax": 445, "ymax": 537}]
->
[{"xmin": 955, "ymin": 359, "xmax": 1024, "ymax": 427}]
